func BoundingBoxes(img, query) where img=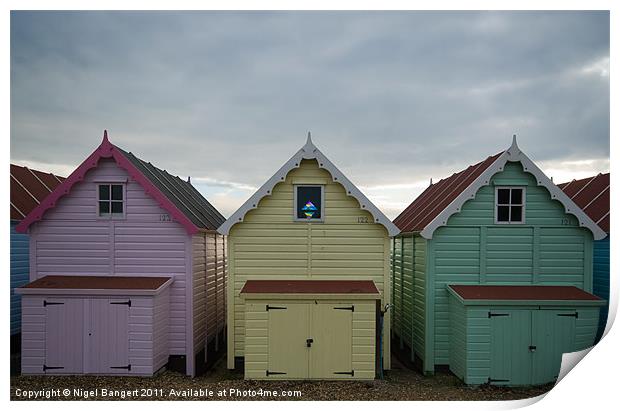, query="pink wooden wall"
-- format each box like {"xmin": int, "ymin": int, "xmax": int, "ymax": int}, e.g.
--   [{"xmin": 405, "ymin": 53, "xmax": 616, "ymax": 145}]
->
[
  {"xmin": 29, "ymin": 159, "xmax": 189, "ymax": 356},
  {"xmin": 192, "ymin": 232, "xmax": 227, "ymax": 359}
]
